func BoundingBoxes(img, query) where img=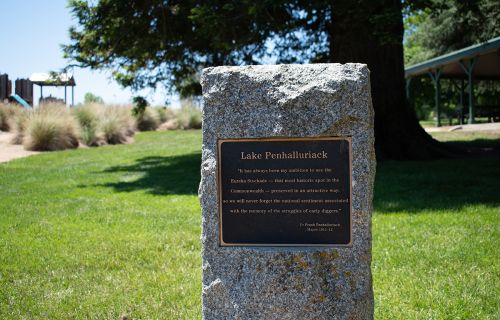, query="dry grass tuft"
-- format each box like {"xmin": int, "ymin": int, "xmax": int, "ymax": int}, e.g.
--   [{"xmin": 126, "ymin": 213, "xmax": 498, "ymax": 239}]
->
[
  {"xmin": 0, "ymin": 103, "xmax": 25, "ymax": 132},
  {"xmin": 177, "ymin": 105, "xmax": 202, "ymax": 129},
  {"xmin": 156, "ymin": 107, "xmax": 175, "ymax": 124},
  {"xmin": 23, "ymin": 104, "xmax": 80, "ymax": 151},
  {"xmin": 73, "ymin": 103, "xmax": 105, "ymax": 146},
  {"xmin": 135, "ymin": 107, "xmax": 160, "ymax": 131},
  {"xmin": 100, "ymin": 106, "xmax": 136, "ymax": 144}
]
